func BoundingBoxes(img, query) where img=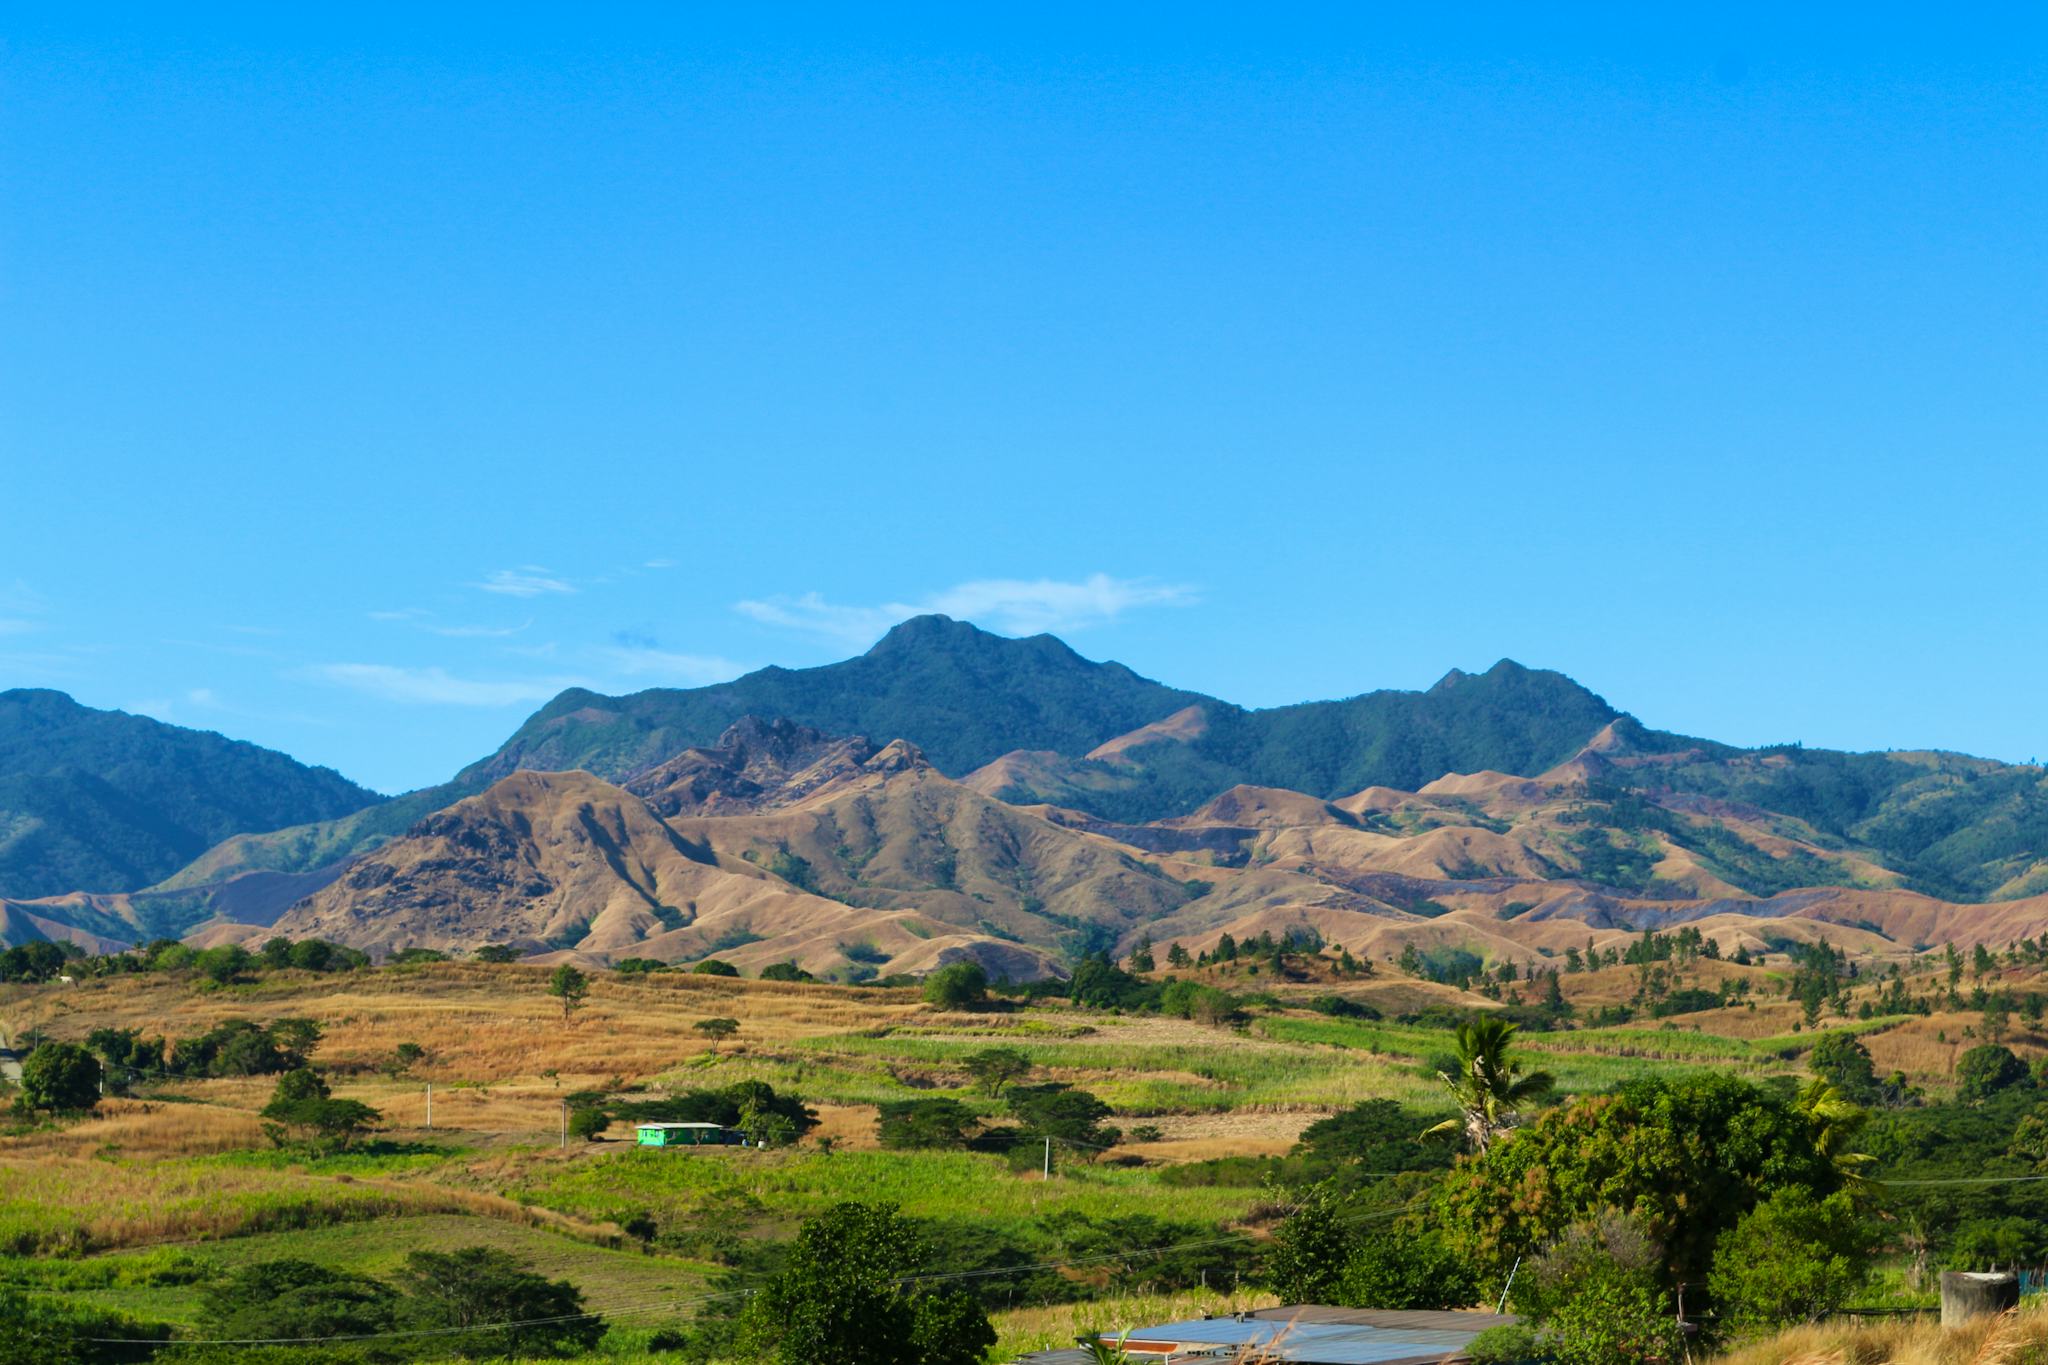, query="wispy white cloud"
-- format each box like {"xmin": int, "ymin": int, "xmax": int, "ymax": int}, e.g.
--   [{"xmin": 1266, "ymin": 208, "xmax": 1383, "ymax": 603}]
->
[
  {"xmin": 368, "ymin": 608, "xmax": 428, "ymax": 622},
  {"xmin": 735, "ymin": 574, "xmax": 1197, "ymax": 646},
  {"xmin": 476, "ymin": 566, "xmax": 576, "ymax": 598},
  {"xmin": 427, "ymin": 620, "xmax": 531, "ymax": 639},
  {"xmin": 0, "ymin": 618, "xmax": 37, "ymax": 636},
  {"xmin": 304, "ymin": 663, "xmax": 576, "ymax": 707},
  {"xmin": 643, "ymin": 558, "xmax": 677, "ymax": 570},
  {"xmin": 0, "ymin": 580, "xmax": 46, "ymax": 614}
]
